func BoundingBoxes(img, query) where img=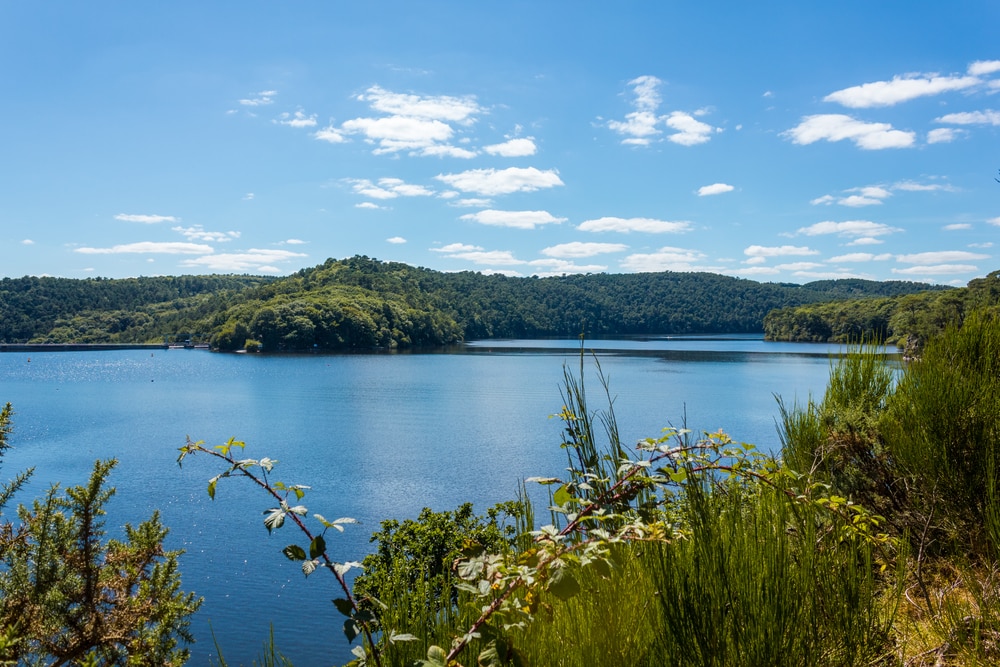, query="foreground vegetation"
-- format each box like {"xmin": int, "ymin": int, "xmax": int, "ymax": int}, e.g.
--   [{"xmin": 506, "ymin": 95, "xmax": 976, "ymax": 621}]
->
[
  {"xmin": 5, "ymin": 301, "xmax": 1000, "ymax": 664},
  {"xmin": 1, "ymin": 257, "xmax": 947, "ymax": 351},
  {"xmin": 174, "ymin": 309, "xmax": 1000, "ymax": 666},
  {"xmin": 764, "ymin": 269, "xmax": 1000, "ymax": 354}
]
